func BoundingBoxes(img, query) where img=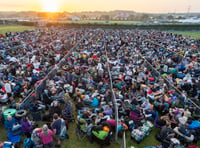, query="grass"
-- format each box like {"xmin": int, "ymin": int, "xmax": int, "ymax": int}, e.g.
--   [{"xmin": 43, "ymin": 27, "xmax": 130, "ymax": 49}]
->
[
  {"xmin": 0, "ymin": 25, "xmax": 35, "ymax": 35},
  {"xmin": 1, "ymin": 114, "xmax": 200, "ymax": 148},
  {"xmin": 60, "ymin": 122, "xmax": 161, "ymax": 148},
  {"xmin": 48, "ymin": 20, "xmax": 141, "ymax": 25},
  {"xmin": 169, "ymin": 31, "xmax": 200, "ymax": 39},
  {"xmin": 55, "ymin": 122, "xmax": 200, "ymax": 148}
]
